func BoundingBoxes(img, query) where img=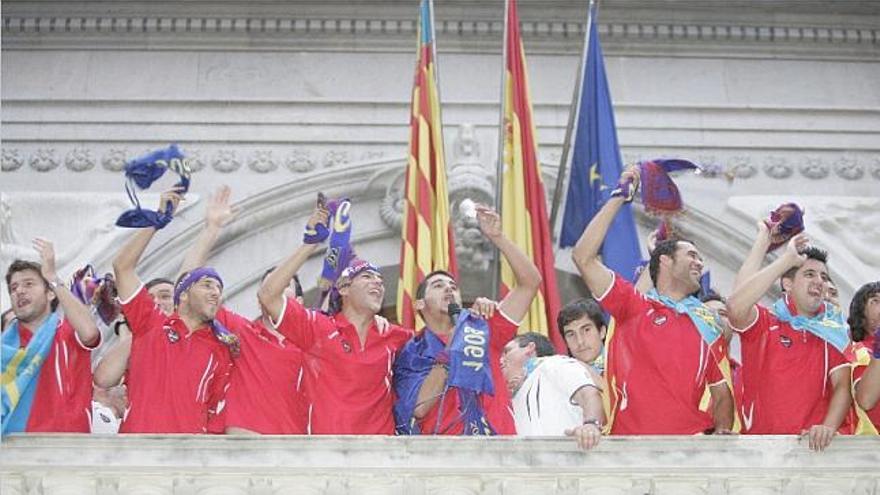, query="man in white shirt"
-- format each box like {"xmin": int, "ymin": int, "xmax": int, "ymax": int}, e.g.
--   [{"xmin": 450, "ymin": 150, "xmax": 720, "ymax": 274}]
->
[{"xmin": 501, "ymin": 333, "xmax": 605, "ymax": 450}]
